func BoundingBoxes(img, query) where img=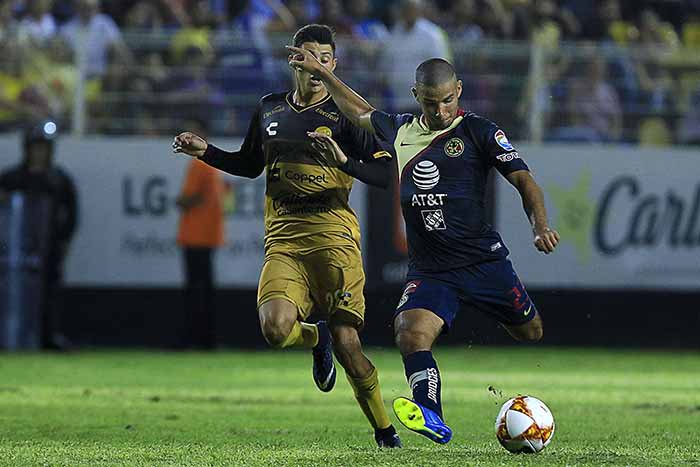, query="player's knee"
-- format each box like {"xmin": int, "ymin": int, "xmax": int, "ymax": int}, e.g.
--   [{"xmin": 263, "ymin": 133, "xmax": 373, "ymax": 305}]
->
[
  {"xmin": 260, "ymin": 319, "xmax": 294, "ymax": 349},
  {"xmin": 261, "ymin": 328, "xmax": 288, "ymax": 348},
  {"xmin": 394, "ymin": 328, "xmax": 431, "ymax": 356},
  {"xmin": 515, "ymin": 322, "xmax": 543, "ymax": 343},
  {"xmin": 522, "ymin": 327, "xmax": 543, "ymax": 343}
]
